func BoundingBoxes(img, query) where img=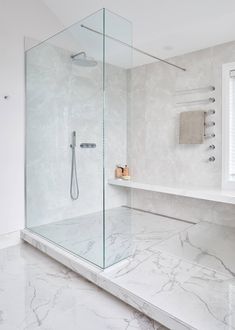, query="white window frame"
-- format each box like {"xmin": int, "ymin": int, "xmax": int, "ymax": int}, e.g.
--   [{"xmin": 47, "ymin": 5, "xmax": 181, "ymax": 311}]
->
[{"xmin": 222, "ymin": 62, "xmax": 235, "ymax": 190}]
